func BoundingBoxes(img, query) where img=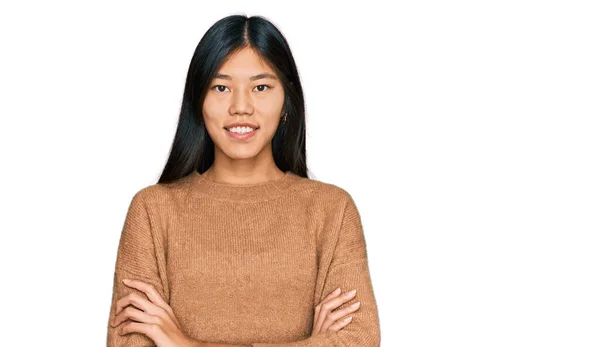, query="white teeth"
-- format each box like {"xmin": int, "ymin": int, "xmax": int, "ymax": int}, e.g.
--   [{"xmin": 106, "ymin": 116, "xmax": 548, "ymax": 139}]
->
[{"xmin": 228, "ymin": 126, "xmax": 255, "ymax": 134}]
